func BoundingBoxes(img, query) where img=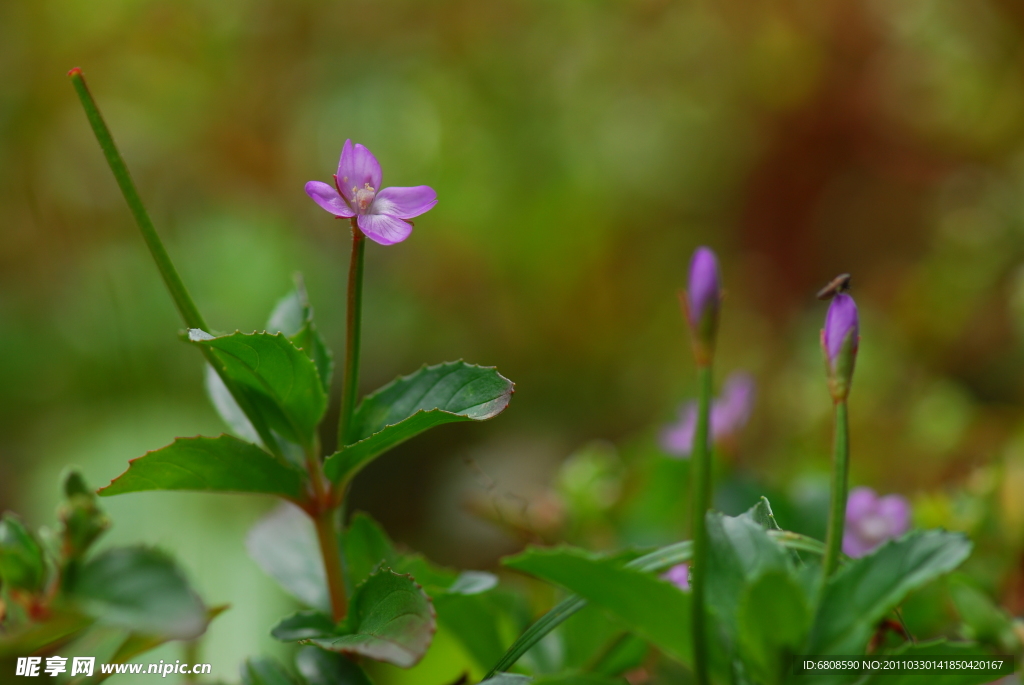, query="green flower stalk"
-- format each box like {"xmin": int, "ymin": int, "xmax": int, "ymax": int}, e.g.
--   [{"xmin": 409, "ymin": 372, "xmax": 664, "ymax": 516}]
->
[
  {"xmin": 820, "ymin": 292, "xmax": 860, "ymax": 579},
  {"xmin": 682, "ymin": 246, "xmax": 721, "ymax": 685}
]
